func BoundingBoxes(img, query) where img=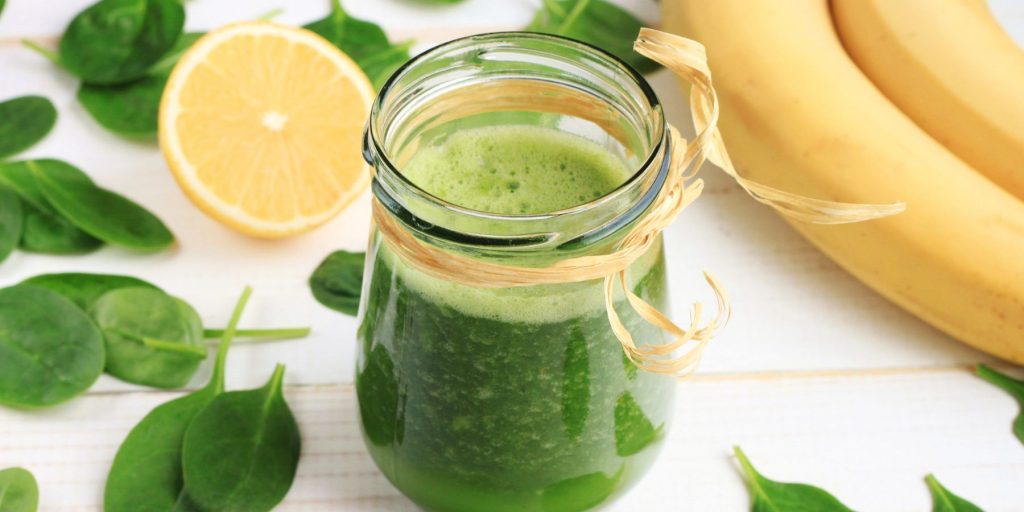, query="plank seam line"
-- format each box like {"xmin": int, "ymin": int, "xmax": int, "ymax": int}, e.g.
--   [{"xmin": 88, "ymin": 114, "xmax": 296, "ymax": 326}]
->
[
  {"xmin": 0, "ymin": 25, "xmax": 515, "ymax": 47},
  {"xmin": 69, "ymin": 362, "xmax": 1016, "ymax": 398}
]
